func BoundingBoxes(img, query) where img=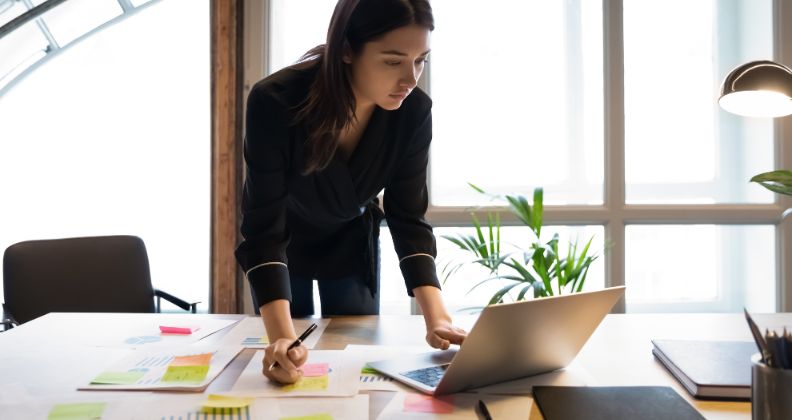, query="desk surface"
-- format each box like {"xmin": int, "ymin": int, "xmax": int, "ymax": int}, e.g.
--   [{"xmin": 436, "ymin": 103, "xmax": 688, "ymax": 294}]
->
[{"xmin": 2, "ymin": 311, "xmax": 787, "ymax": 419}]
